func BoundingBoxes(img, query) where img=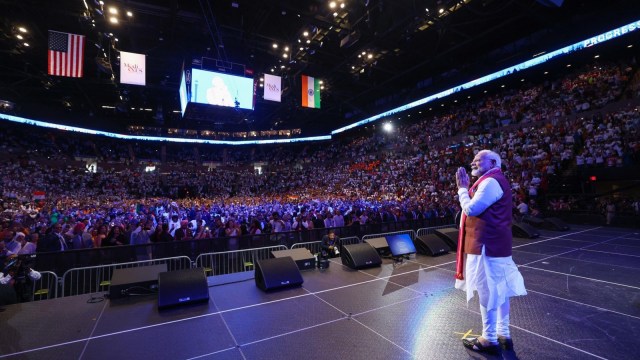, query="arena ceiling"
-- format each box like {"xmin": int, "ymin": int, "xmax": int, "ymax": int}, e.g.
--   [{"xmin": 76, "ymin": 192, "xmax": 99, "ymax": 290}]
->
[{"xmin": 0, "ymin": 0, "xmax": 636, "ymax": 135}]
